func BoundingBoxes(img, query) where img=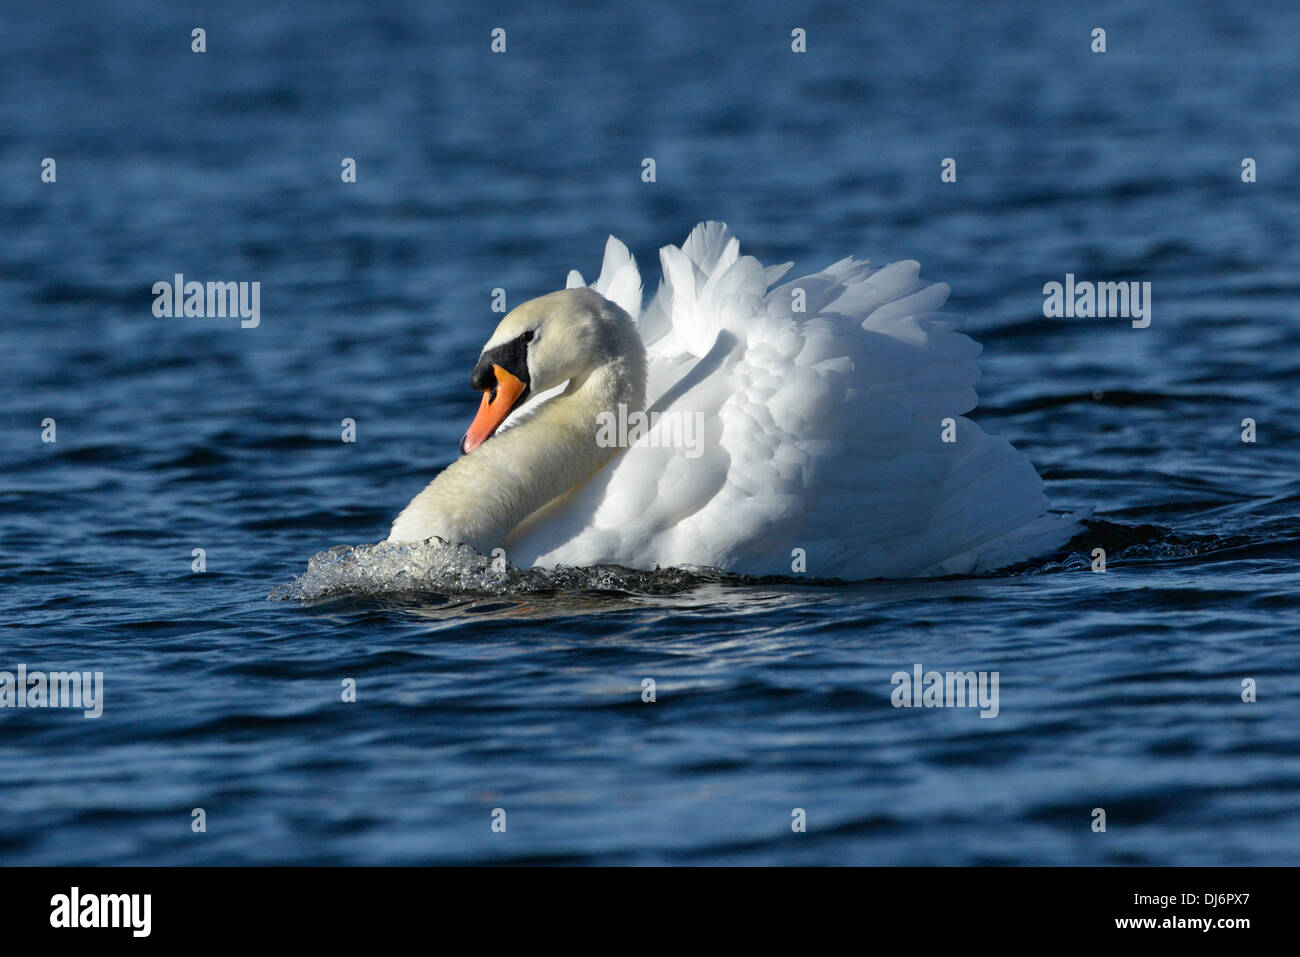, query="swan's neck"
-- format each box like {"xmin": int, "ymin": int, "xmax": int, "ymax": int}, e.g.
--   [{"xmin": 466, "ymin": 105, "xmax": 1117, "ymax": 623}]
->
[{"xmin": 388, "ymin": 360, "xmax": 645, "ymax": 553}]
